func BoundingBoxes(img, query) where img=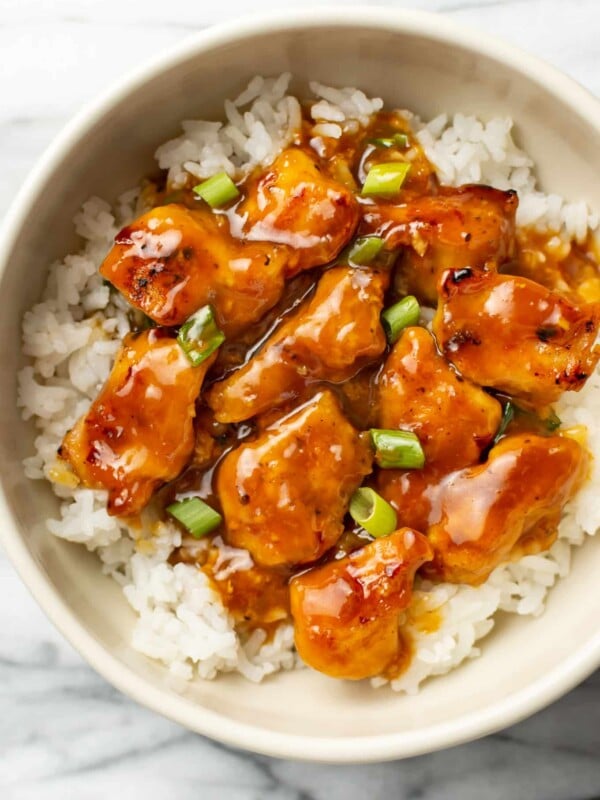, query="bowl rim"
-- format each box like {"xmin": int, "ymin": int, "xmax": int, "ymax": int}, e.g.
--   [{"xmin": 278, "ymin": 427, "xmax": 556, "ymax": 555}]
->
[{"xmin": 2, "ymin": 5, "xmax": 600, "ymax": 763}]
